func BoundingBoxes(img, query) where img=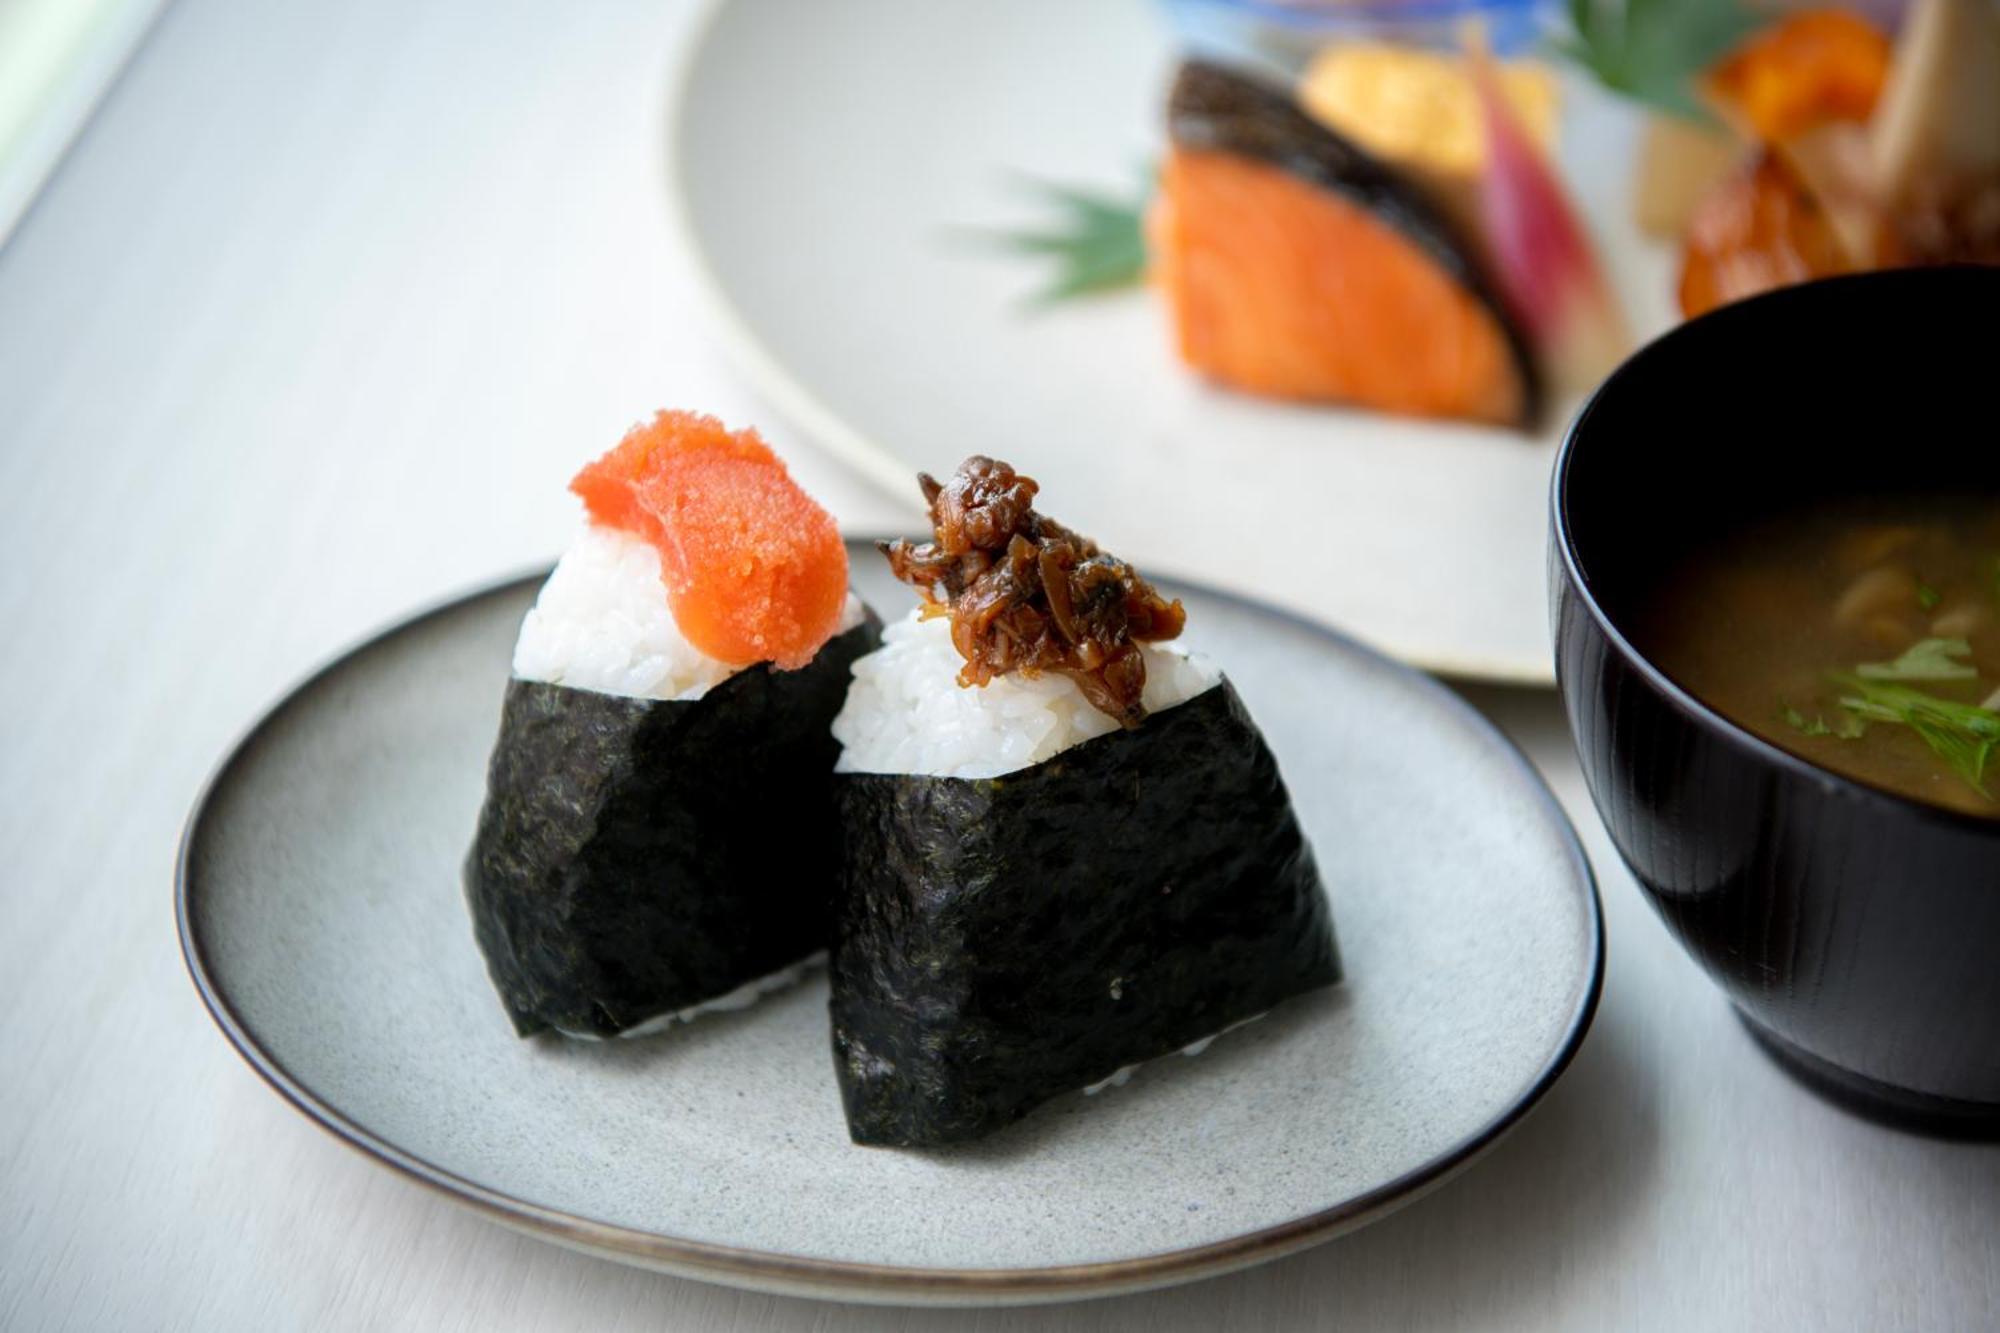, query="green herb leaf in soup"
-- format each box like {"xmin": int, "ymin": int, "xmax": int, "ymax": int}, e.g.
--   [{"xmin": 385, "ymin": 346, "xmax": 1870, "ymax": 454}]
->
[
  {"xmin": 1855, "ymin": 637, "xmax": 1980, "ymax": 682},
  {"xmin": 1783, "ymin": 706, "xmax": 1866, "ymax": 740},
  {"xmin": 1831, "ymin": 675, "xmax": 2000, "ymax": 798},
  {"xmin": 1637, "ymin": 499, "xmax": 2000, "ymax": 817}
]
